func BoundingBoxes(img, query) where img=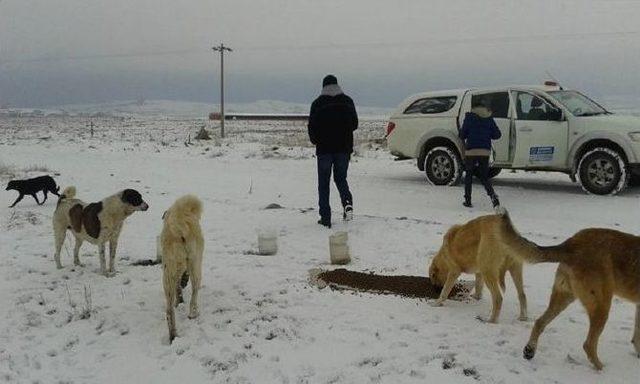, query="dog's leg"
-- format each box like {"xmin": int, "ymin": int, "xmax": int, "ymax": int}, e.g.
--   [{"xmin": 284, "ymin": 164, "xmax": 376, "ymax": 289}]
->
[
  {"xmin": 163, "ymin": 271, "xmax": 177, "ymax": 343},
  {"xmin": 483, "ymin": 272, "xmax": 503, "ymax": 323},
  {"xmin": 42, "ymin": 190, "xmax": 48, "ymax": 204},
  {"xmin": 175, "ymin": 272, "xmax": 184, "ymax": 307},
  {"xmin": 73, "ymin": 238, "xmax": 84, "ymax": 266},
  {"xmin": 52, "ymin": 187, "xmax": 60, "ymax": 197},
  {"xmin": 53, "ymin": 223, "xmax": 66, "ymax": 269},
  {"xmin": 175, "ymin": 271, "xmax": 189, "ymax": 305},
  {"xmin": 108, "ymin": 235, "xmax": 120, "ymax": 274},
  {"xmin": 509, "ymin": 264, "xmax": 528, "ymax": 321},
  {"xmin": 473, "ymin": 273, "xmax": 483, "ymax": 300},
  {"xmin": 187, "ymin": 261, "xmax": 202, "ymax": 319},
  {"xmin": 633, "ymin": 304, "xmax": 640, "ymax": 357},
  {"xmin": 576, "ymin": 284, "xmax": 611, "ymax": 370},
  {"xmin": 432, "ymin": 269, "xmax": 461, "ymax": 306},
  {"xmin": 98, "ymin": 244, "xmax": 107, "ymax": 276},
  {"xmin": 31, "ymin": 193, "xmax": 41, "ymax": 205},
  {"xmin": 524, "ymin": 270, "xmax": 575, "ymax": 361},
  {"xmin": 9, "ymin": 194, "xmax": 24, "ymax": 208}
]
